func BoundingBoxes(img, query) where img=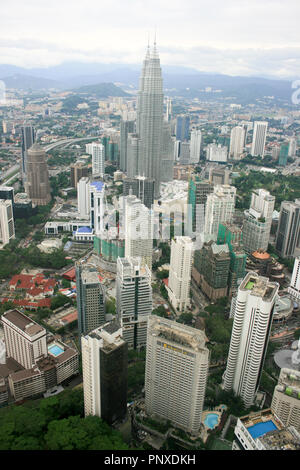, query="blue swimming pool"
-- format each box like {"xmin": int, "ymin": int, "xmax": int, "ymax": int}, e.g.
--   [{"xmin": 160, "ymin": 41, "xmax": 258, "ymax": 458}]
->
[
  {"xmin": 48, "ymin": 344, "xmax": 64, "ymax": 357},
  {"xmin": 204, "ymin": 413, "xmax": 219, "ymax": 429},
  {"xmin": 247, "ymin": 420, "xmax": 277, "ymax": 439}
]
